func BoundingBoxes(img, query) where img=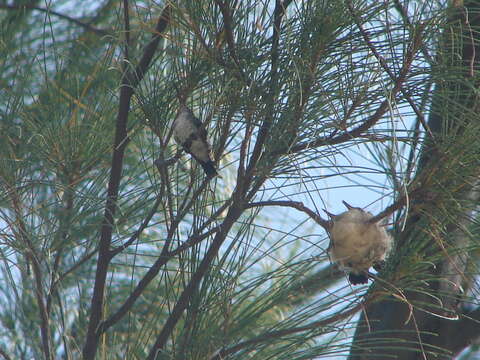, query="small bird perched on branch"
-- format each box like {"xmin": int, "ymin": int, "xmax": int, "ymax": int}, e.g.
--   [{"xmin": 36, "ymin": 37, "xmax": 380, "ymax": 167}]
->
[
  {"xmin": 172, "ymin": 104, "xmax": 218, "ymax": 178},
  {"xmin": 325, "ymin": 201, "xmax": 392, "ymax": 285}
]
